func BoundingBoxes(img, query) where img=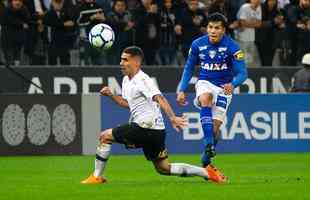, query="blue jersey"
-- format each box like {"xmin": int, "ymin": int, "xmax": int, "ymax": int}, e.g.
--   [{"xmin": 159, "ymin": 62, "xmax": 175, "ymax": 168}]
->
[{"xmin": 178, "ymin": 34, "xmax": 247, "ymax": 91}]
